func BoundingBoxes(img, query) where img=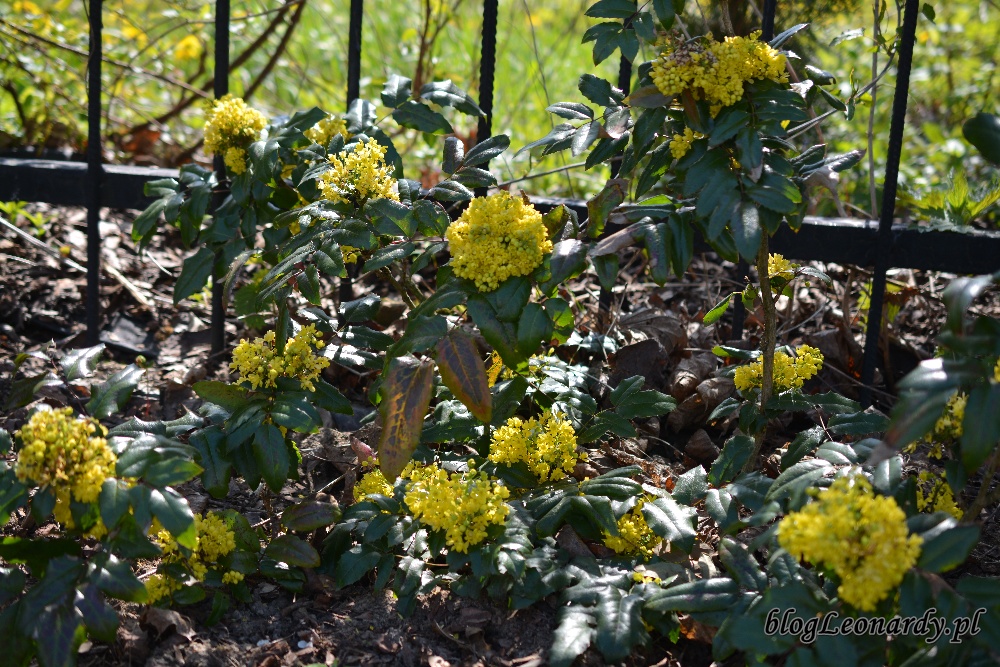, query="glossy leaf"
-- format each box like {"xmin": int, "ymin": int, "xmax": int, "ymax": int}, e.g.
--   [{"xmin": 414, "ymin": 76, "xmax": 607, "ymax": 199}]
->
[
  {"xmin": 254, "ymin": 423, "xmax": 290, "ymax": 493},
  {"xmin": 264, "ymin": 534, "xmax": 321, "ymax": 568},
  {"xmin": 435, "ymin": 329, "xmax": 492, "ymax": 423},
  {"xmin": 87, "ymin": 364, "xmax": 144, "ymax": 419},
  {"xmin": 378, "ymin": 359, "xmax": 435, "ymax": 480},
  {"xmin": 282, "ymin": 500, "xmax": 342, "ymax": 532},
  {"xmin": 60, "ymin": 344, "xmax": 105, "ymax": 381}
]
